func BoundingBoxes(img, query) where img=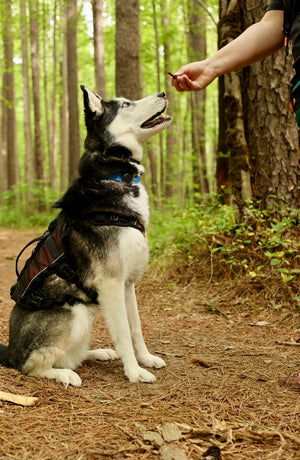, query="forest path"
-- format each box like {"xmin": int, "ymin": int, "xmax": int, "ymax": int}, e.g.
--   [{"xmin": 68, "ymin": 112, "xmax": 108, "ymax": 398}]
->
[{"xmin": 0, "ymin": 229, "xmax": 299, "ymax": 459}]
